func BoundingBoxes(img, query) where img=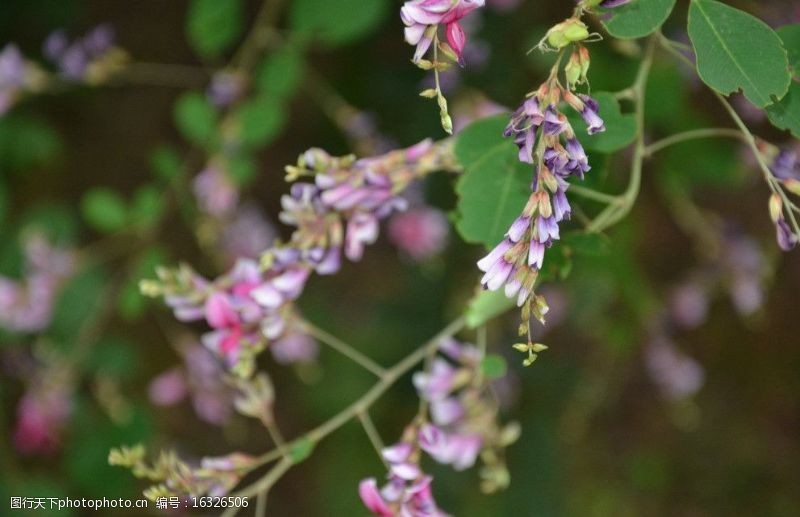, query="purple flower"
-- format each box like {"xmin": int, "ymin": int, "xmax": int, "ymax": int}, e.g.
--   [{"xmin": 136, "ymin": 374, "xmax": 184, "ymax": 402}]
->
[
  {"xmin": 418, "ymin": 424, "xmax": 481, "ymax": 470},
  {"xmin": 413, "ymin": 358, "xmax": 459, "ymax": 401},
  {"xmin": 207, "ymin": 71, "xmax": 245, "ymax": 108},
  {"xmin": 775, "ymin": 218, "xmax": 798, "ymax": 251},
  {"xmin": 598, "ymin": 0, "xmax": 632, "ymax": 8},
  {"xmin": 193, "ymin": 166, "xmax": 239, "ymax": 217},
  {"xmin": 401, "ymin": 0, "xmax": 485, "ymax": 63},
  {"xmin": 270, "ymin": 331, "xmax": 319, "ymax": 364},
  {"xmin": 769, "ymin": 149, "xmax": 800, "ymax": 181},
  {"xmin": 644, "ymin": 336, "xmax": 705, "ymax": 401},
  {"xmin": 0, "ymin": 44, "xmax": 28, "ymax": 115},
  {"xmin": 388, "ymin": 207, "xmax": 449, "ymax": 261}
]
